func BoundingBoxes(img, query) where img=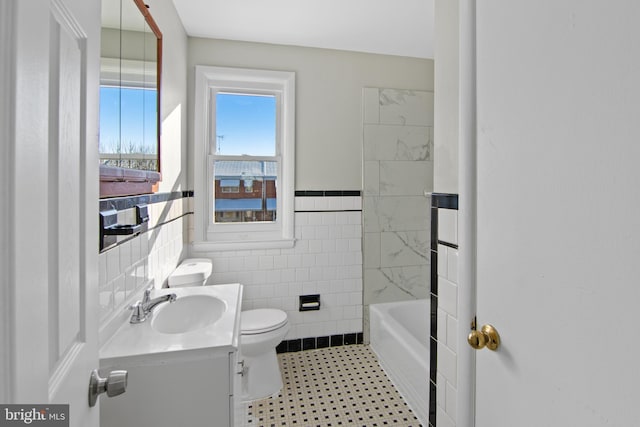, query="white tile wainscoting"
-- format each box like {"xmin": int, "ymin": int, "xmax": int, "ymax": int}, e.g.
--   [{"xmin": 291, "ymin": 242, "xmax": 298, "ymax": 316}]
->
[
  {"xmin": 431, "ymin": 194, "xmax": 459, "ymax": 427},
  {"xmin": 436, "ymin": 242, "xmax": 458, "ymax": 427},
  {"xmin": 98, "ymin": 196, "xmax": 188, "ymax": 345},
  {"xmin": 192, "ymin": 195, "xmax": 364, "ymax": 341}
]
